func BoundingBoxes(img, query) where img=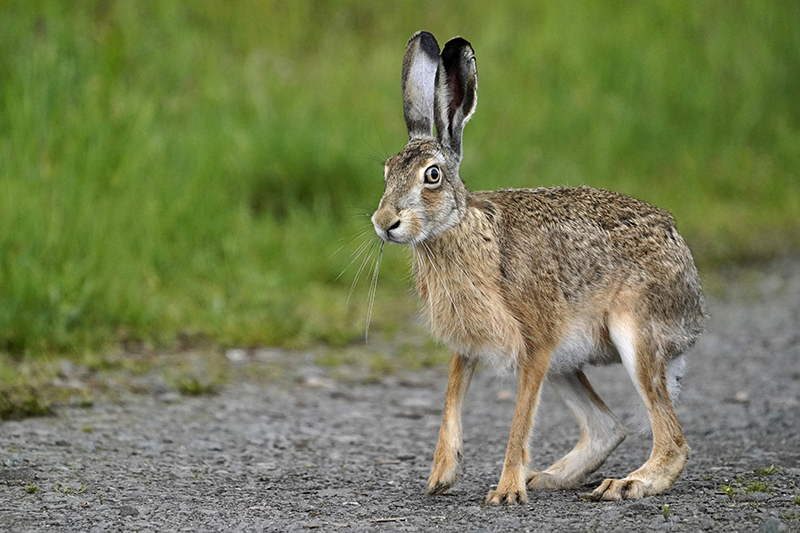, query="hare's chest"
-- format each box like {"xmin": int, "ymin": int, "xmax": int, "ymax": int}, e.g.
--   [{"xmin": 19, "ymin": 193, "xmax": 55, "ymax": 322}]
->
[{"xmin": 414, "ymin": 264, "xmax": 524, "ymax": 368}]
